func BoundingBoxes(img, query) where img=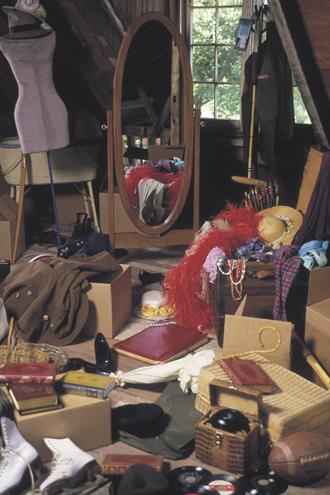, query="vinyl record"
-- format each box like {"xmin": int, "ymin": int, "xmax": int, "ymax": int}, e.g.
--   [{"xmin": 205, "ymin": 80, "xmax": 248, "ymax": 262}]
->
[
  {"xmin": 242, "ymin": 468, "xmax": 289, "ymax": 495},
  {"xmin": 194, "ymin": 485, "xmax": 219, "ymax": 494},
  {"xmin": 167, "ymin": 466, "xmax": 212, "ymax": 494},
  {"xmin": 204, "ymin": 474, "xmax": 245, "ymax": 495}
]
